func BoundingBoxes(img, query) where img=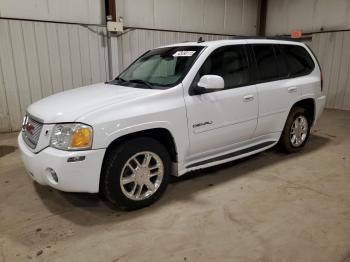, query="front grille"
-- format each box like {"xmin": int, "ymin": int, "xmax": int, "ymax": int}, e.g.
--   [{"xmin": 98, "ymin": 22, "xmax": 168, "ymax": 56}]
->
[{"xmin": 22, "ymin": 115, "xmax": 43, "ymax": 149}]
